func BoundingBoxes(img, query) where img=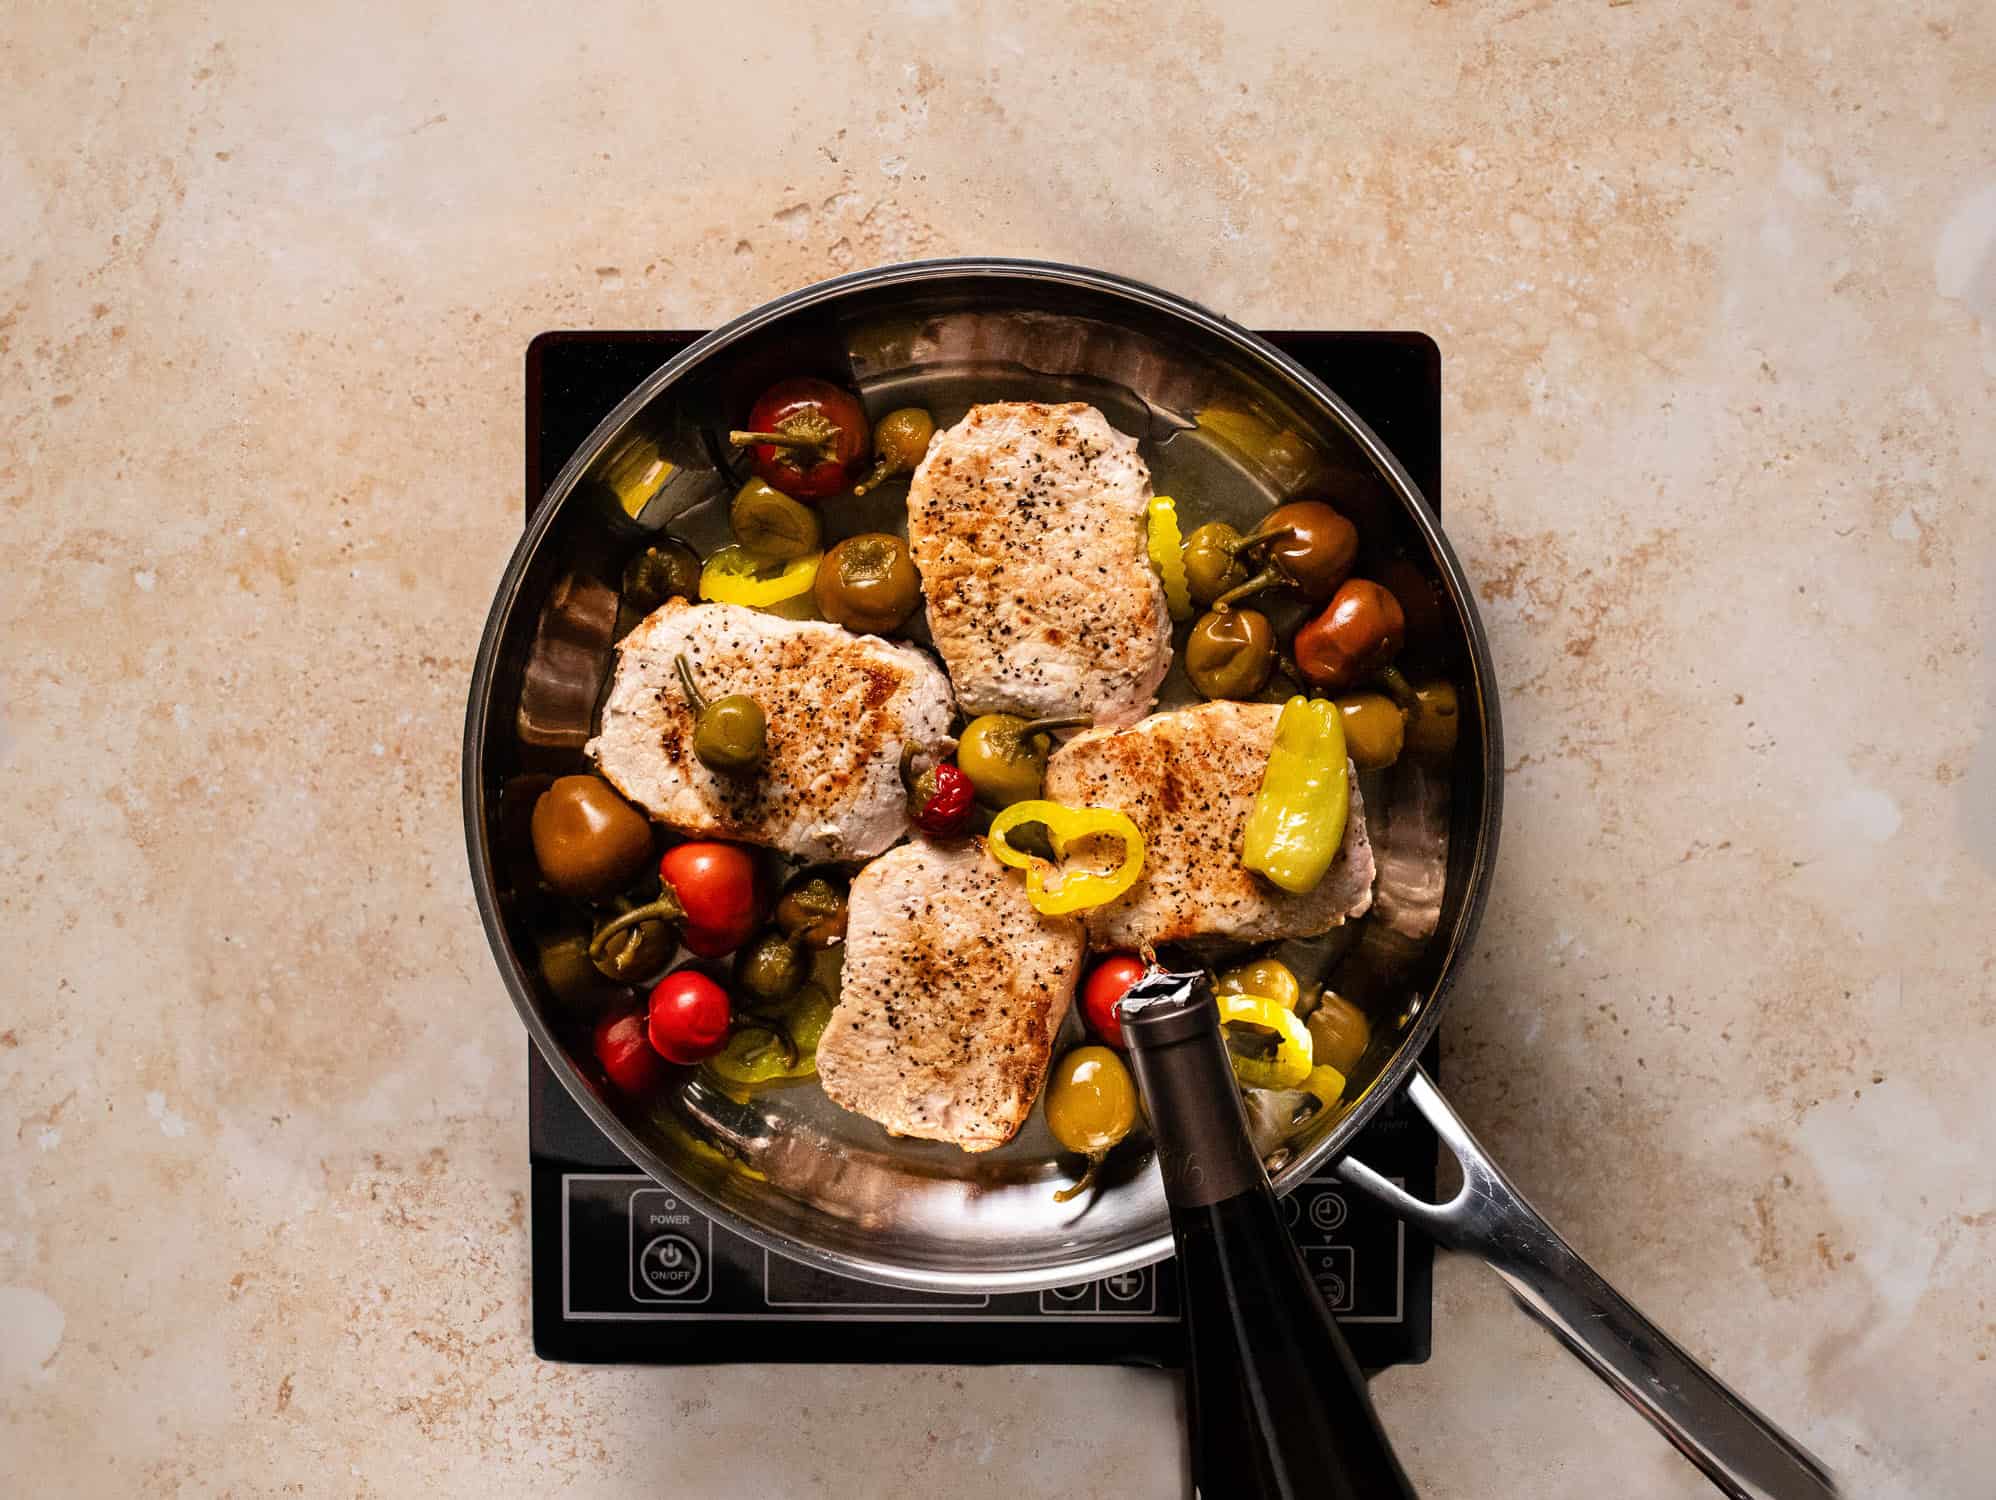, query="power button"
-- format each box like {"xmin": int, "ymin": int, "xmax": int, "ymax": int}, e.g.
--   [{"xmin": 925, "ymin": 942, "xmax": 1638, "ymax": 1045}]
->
[
  {"xmin": 628, "ymin": 1187, "xmax": 713, "ymax": 1304},
  {"xmin": 637, "ymin": 1234, "xmax": 704, "ymax": 1297}
]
